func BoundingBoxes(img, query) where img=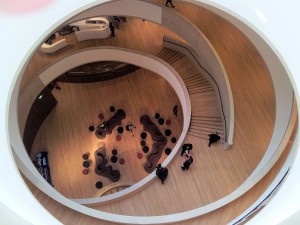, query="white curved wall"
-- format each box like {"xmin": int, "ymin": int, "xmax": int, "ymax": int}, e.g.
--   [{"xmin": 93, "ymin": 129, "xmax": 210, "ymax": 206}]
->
[
  {"xmin": 68, "ymin": 0, "xmax": 234, "ymax": 146},
  {"xmin": 1, "ymin": 0, "xmax": 300, "ymax": 225},
  {"xmin": 196, "ymin": 0, "xmax": 294, "ymax": 181}
]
